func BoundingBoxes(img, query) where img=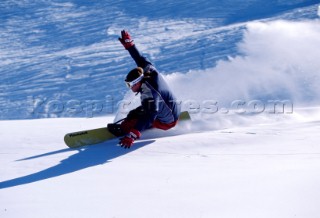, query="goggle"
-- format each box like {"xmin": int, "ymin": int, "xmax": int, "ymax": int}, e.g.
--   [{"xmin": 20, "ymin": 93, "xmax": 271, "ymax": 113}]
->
[{"xmin": 125, "ymin": 75, "xmax": 144, "ymax": 88}]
